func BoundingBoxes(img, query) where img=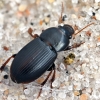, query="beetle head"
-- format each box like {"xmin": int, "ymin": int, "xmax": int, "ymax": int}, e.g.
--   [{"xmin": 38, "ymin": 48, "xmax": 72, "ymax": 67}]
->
[{"xmin": 61, "ymin": 24, "xmax": 74, "ymax": 39}]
